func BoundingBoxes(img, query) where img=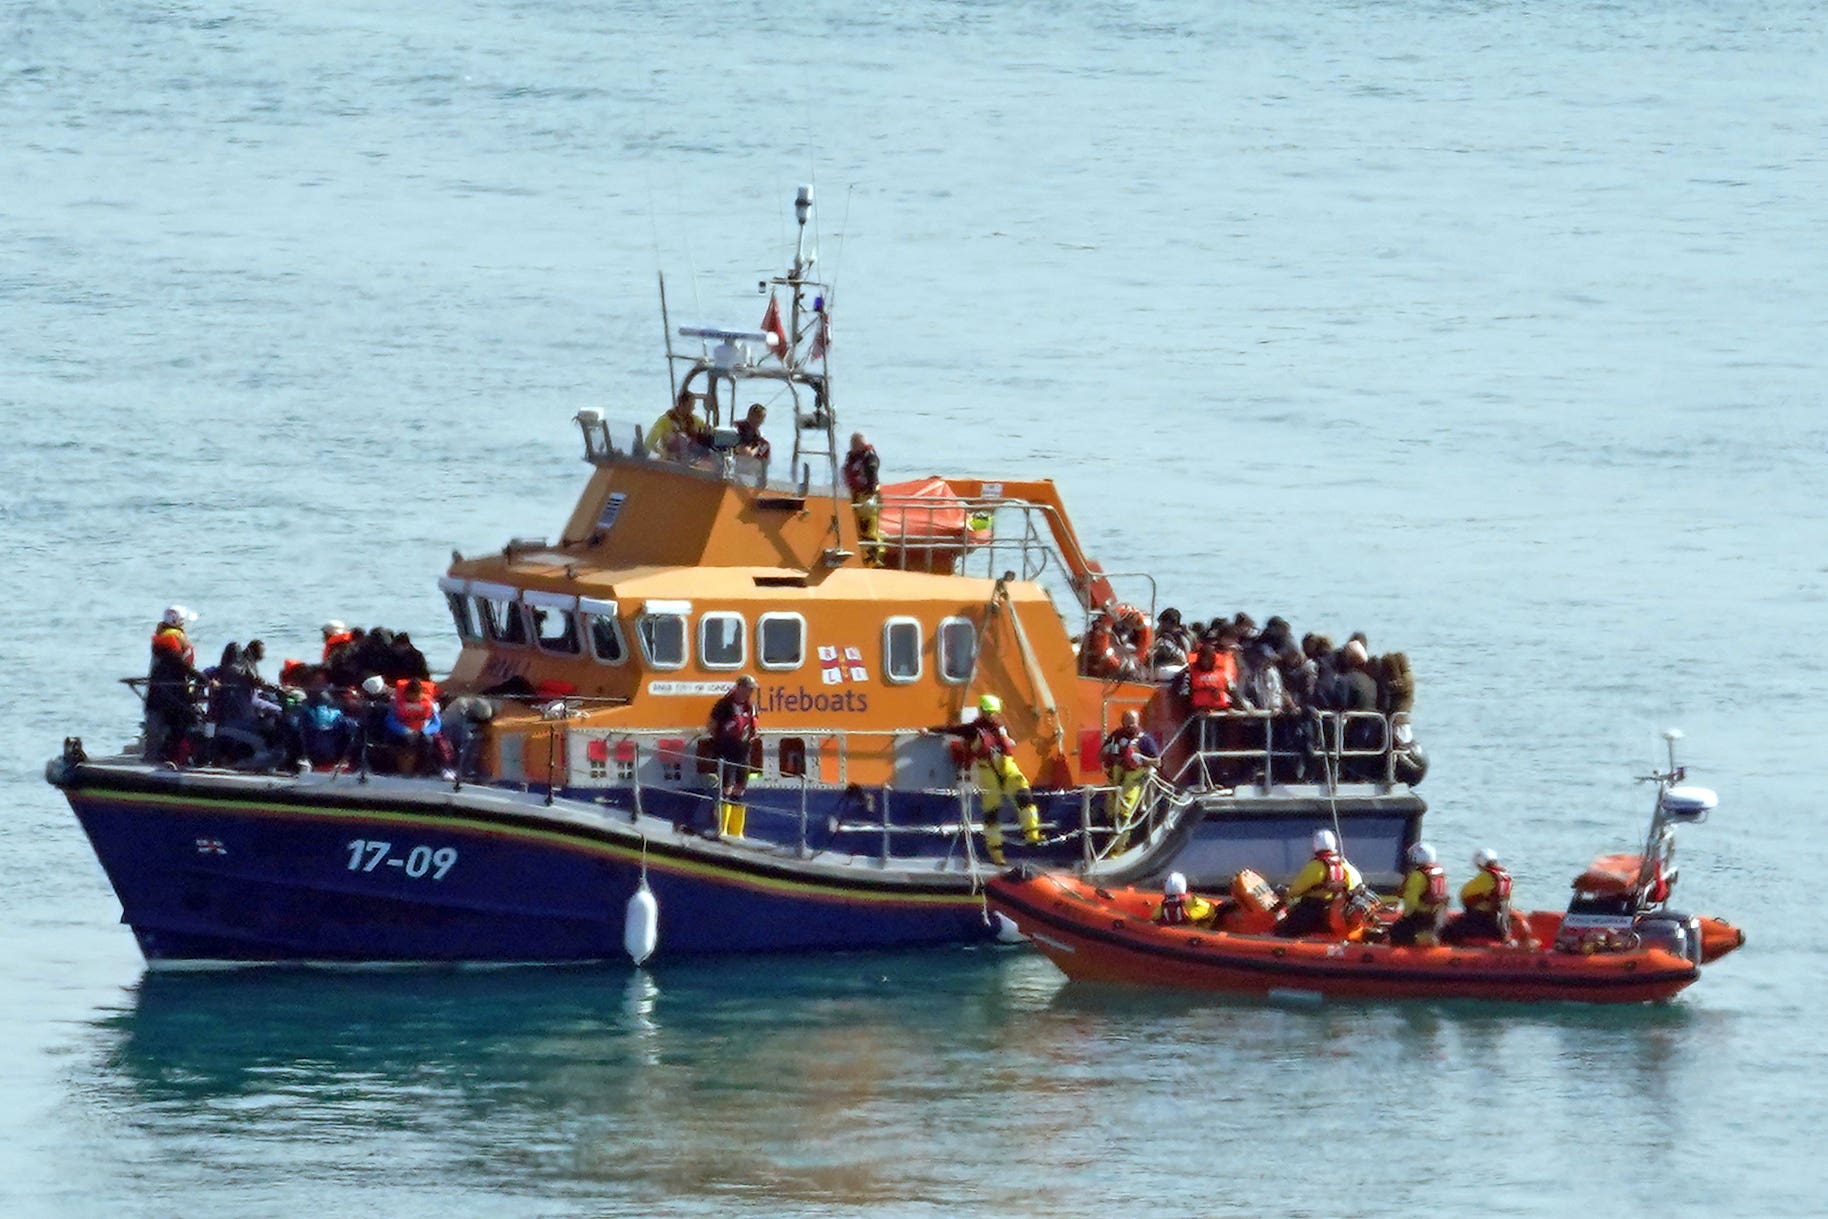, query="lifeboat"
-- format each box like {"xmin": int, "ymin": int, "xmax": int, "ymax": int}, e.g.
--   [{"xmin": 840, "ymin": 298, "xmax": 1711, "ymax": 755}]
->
[
  {"xmin": 989, "ymin": 735, "xmax": 1742, "ymax": 1004},
  {"xmin": 47, "ymin": 187, "xmax": 1433, "ymax": 967}
]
